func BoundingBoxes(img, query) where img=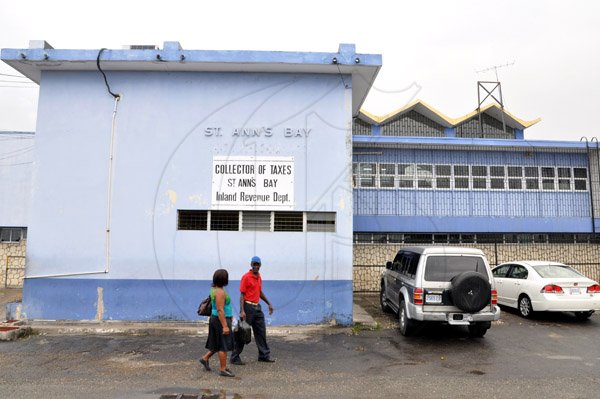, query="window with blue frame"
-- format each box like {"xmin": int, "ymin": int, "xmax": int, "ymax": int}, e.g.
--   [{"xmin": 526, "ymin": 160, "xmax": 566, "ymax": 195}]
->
[{"xmin": 352, "ymin": 162, "xmax": 588, "ymax": 193}]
